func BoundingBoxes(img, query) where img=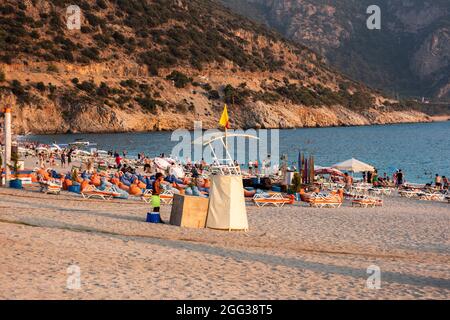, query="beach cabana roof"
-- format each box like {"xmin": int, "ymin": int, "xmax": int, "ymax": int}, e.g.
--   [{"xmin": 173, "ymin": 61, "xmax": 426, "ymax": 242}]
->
[
  {"xmin": 332, "ymin": 158, "xmax": 375, "ymax": 173},
  {"xmin": 315, "ymin": 167, "xmax": 345, "ymax": 177}
]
